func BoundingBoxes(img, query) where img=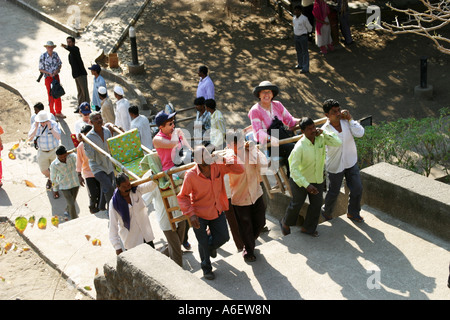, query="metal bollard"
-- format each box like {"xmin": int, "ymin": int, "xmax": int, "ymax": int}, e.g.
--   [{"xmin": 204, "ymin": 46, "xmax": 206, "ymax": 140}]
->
[
  {"xmin": 129, "ymin": 26, "xmax": 139, "ymax": 66},
  {"xmin": 420, "ymin": 56, "xmax": 427, "ymax": 88}
]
